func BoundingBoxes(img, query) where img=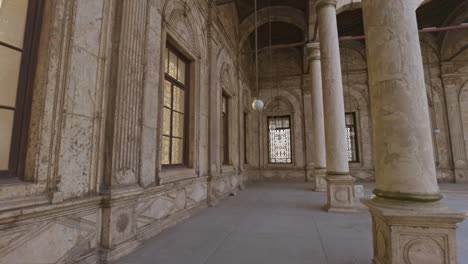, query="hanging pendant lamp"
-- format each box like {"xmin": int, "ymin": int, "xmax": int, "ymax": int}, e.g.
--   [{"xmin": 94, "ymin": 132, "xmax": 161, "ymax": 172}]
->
[{"xmin": 251, "ymin": 0, "xmax": 264, "ymax": 111}]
